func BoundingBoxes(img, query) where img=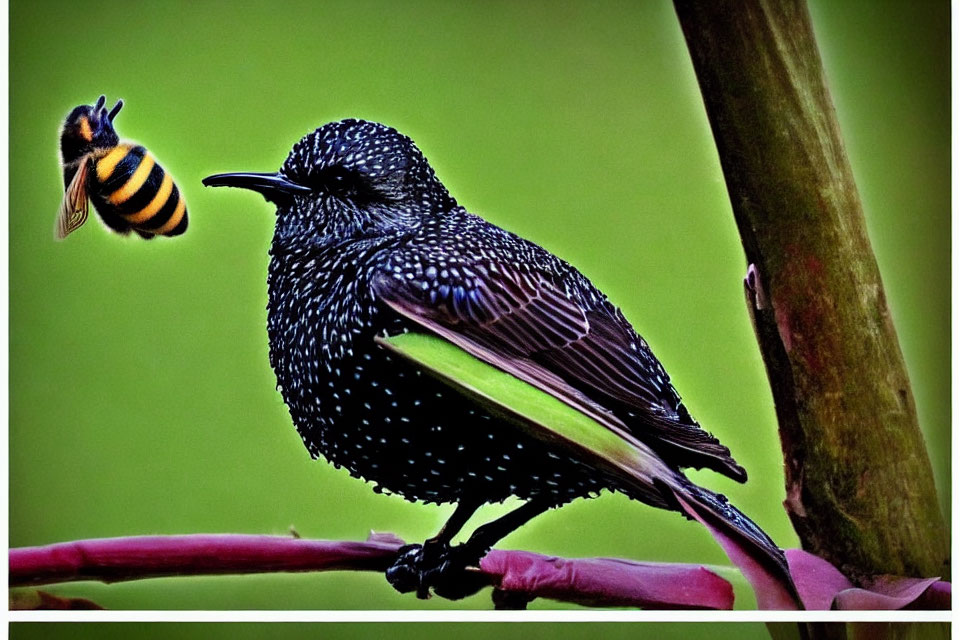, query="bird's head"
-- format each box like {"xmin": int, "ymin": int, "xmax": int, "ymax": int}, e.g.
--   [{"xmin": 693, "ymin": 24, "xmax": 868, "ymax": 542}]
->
[
  {"xmin": 60, "ymin": 95, "xmax": 123, "ymax": 164},
  {"xmin": 204, "ymin": 119, "xmax": 457, "ymax": 244}
]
